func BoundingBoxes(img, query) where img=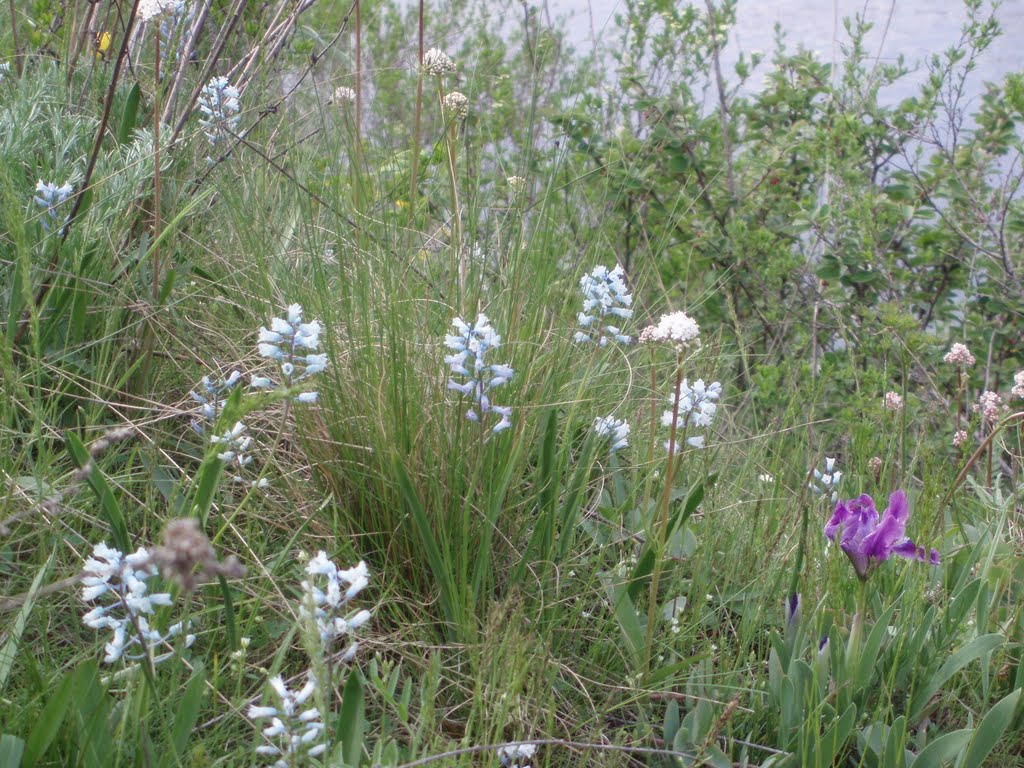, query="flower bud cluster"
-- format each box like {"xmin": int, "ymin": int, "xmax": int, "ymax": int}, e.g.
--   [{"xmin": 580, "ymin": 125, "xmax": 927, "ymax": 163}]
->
[
  {"xmin": 445, "ymin": 313, "xmax": 514, "ymax": 433},
  {"xmin": 443, "ymin": 91, "xmax": 469, "ymax": 119},
  {"xmin": 573, "ymin": 265, "xmax": 633, "ymax": 346},
  {"xmin": 973, "ymin": 390, "xmax": 1005, "ymax": 424},
  {"xmin": 641, "ymin": 311, "xmax": 700, "ymax": 350},
  {"xmin": 81, "ymin": 543, "xmax": 194, "ymax": 665},
  {"xmin": 422, "ymin": 48, "xmax": 455, "ymax": 75},
  {"xmin": 943, "ymin": 342, "xmax": 975, "ymax": 367}
]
